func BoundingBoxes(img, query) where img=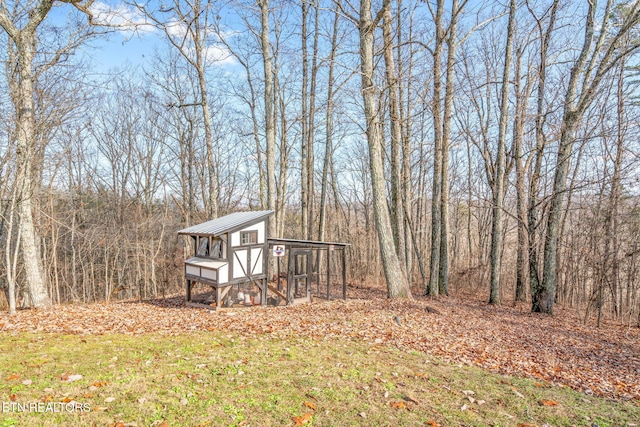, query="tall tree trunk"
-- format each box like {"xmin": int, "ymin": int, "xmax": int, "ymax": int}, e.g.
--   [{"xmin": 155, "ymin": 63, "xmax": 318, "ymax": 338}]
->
[
  {"xmin": 428, "ymin": 0, "xmax": 444, "ymax": 297},
  {"xmin": 439, "ymin": 0, "xmax": 460, "ymax": 296},
  {"xmin": 513, "ymin": 45, "xmax": 530, "ymax": 303},
  {"xmin": 258, "ymin": 0, "xmax": 277, "ymax": 236},
  {"xmin": 1, "ymin": 8, "xmax": 55, "ymax": 309},
  {"xmin": 489, "ymin": 0, "xmax": 516, "ymax": 305},
  {"xmin": 527, "ymin": 0, "xmax": 558, "ymax": 312},
  {"xmin": 301, "ymin": 0, "xmax": 309, "ymax": 238},
  {"xmin": 359, "ymin": 0, "xmax": 412, "ymax": 299},
  {"xmin": 382, "ymin": 1, "xmax": 406, "ymax": 268},
  {"xmin": 537, "ymin": 0, "xmax": 640, "ymax": 314},
  {"xmin": 319, "ymin": 0, "xmax": 340, "ymax": 242}
]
